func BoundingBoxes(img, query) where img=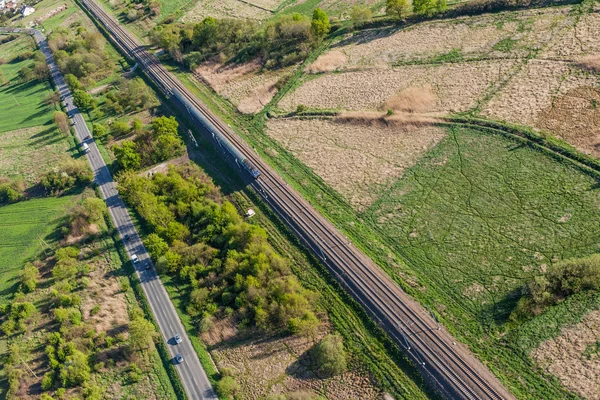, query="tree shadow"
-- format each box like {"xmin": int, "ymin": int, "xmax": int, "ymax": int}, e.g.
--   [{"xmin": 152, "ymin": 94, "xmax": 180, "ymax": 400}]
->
[
  {"xmin": 285, "ymin": 343, "xmax": 320, "ymax": 381},
  {"xmin": 478, "ymin": 287, "xmax": 523, "ymax": 327}
]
